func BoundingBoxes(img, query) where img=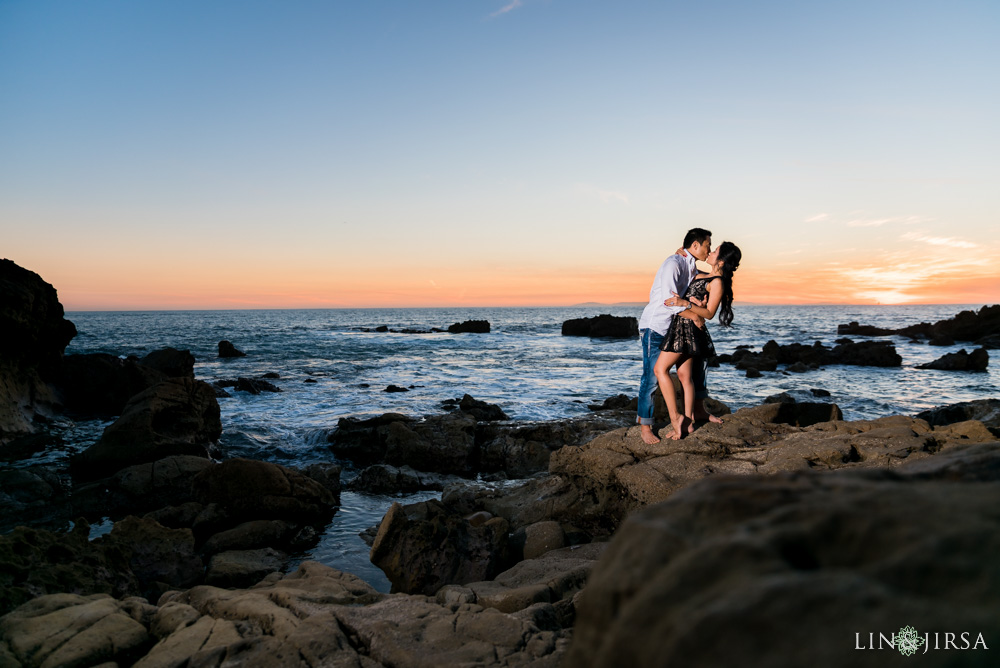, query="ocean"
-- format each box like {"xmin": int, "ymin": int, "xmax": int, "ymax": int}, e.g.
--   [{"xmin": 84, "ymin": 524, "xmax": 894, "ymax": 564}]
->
[{"xmin": 23, "ymin": 304, "xmax": 1000, "ymax": 589}]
